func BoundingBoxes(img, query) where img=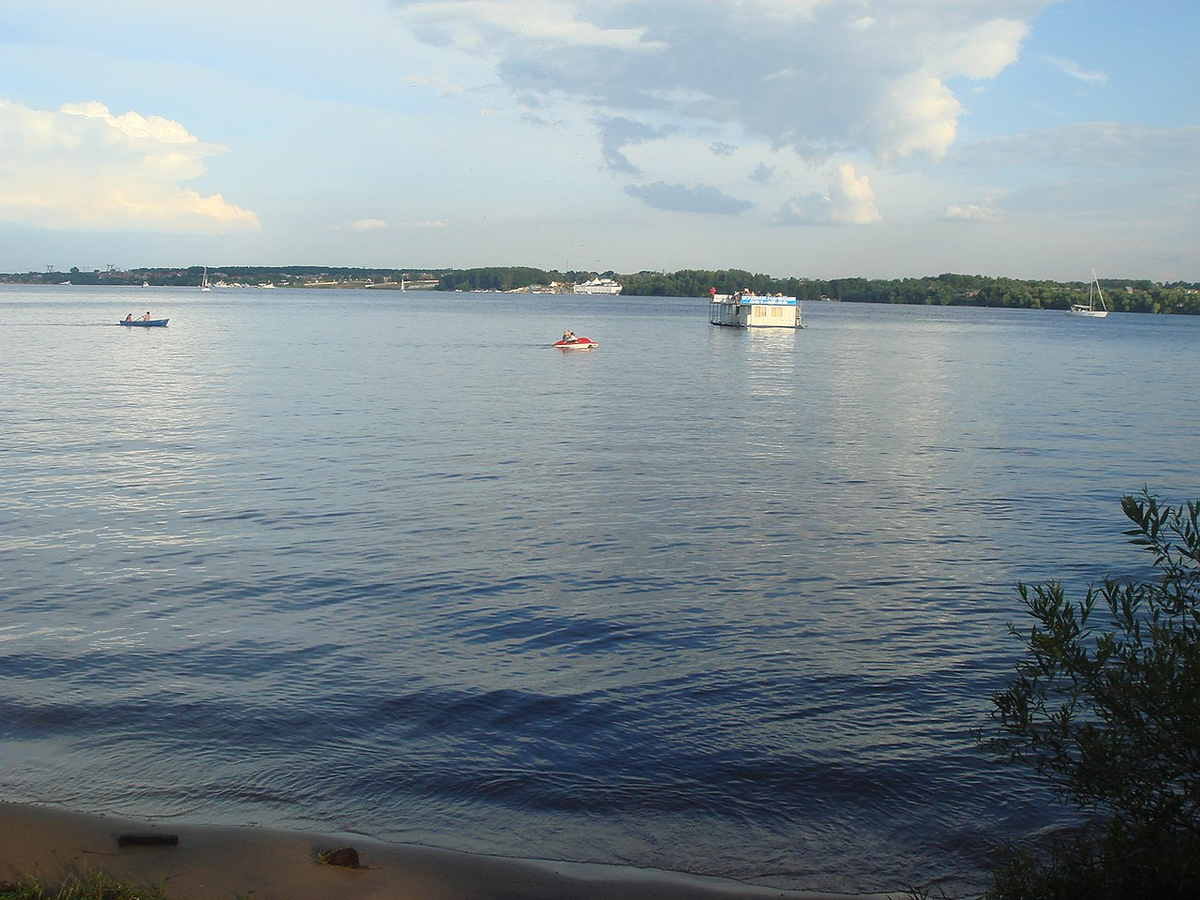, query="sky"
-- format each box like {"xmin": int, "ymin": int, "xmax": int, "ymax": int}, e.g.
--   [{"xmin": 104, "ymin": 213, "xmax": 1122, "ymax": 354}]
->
[{"xmin": 1, "ymin": 0, "xmax": 1197, "ymax": 281}]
